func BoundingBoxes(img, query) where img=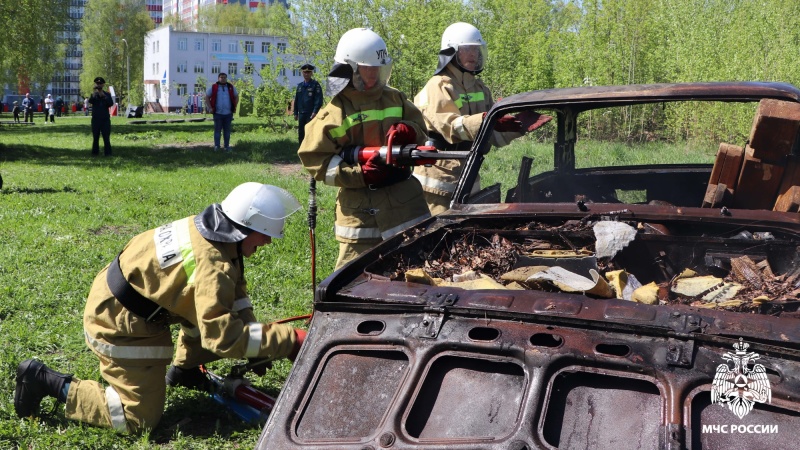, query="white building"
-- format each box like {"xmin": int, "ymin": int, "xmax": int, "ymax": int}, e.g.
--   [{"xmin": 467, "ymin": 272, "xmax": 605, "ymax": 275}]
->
[{"xmin": 143, "ymin": 25, "xmax": 303, "ymax": 111}]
